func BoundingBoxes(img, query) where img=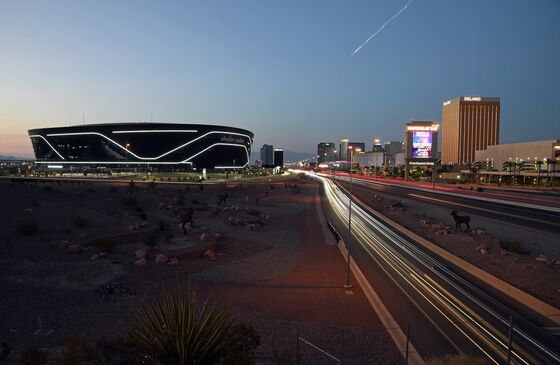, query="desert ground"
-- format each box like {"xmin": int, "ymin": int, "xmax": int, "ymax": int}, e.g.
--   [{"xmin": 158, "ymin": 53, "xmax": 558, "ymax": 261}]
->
[{"xmin": 0, "ymin": 175, "xmax": 401, "ymax": 364}]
